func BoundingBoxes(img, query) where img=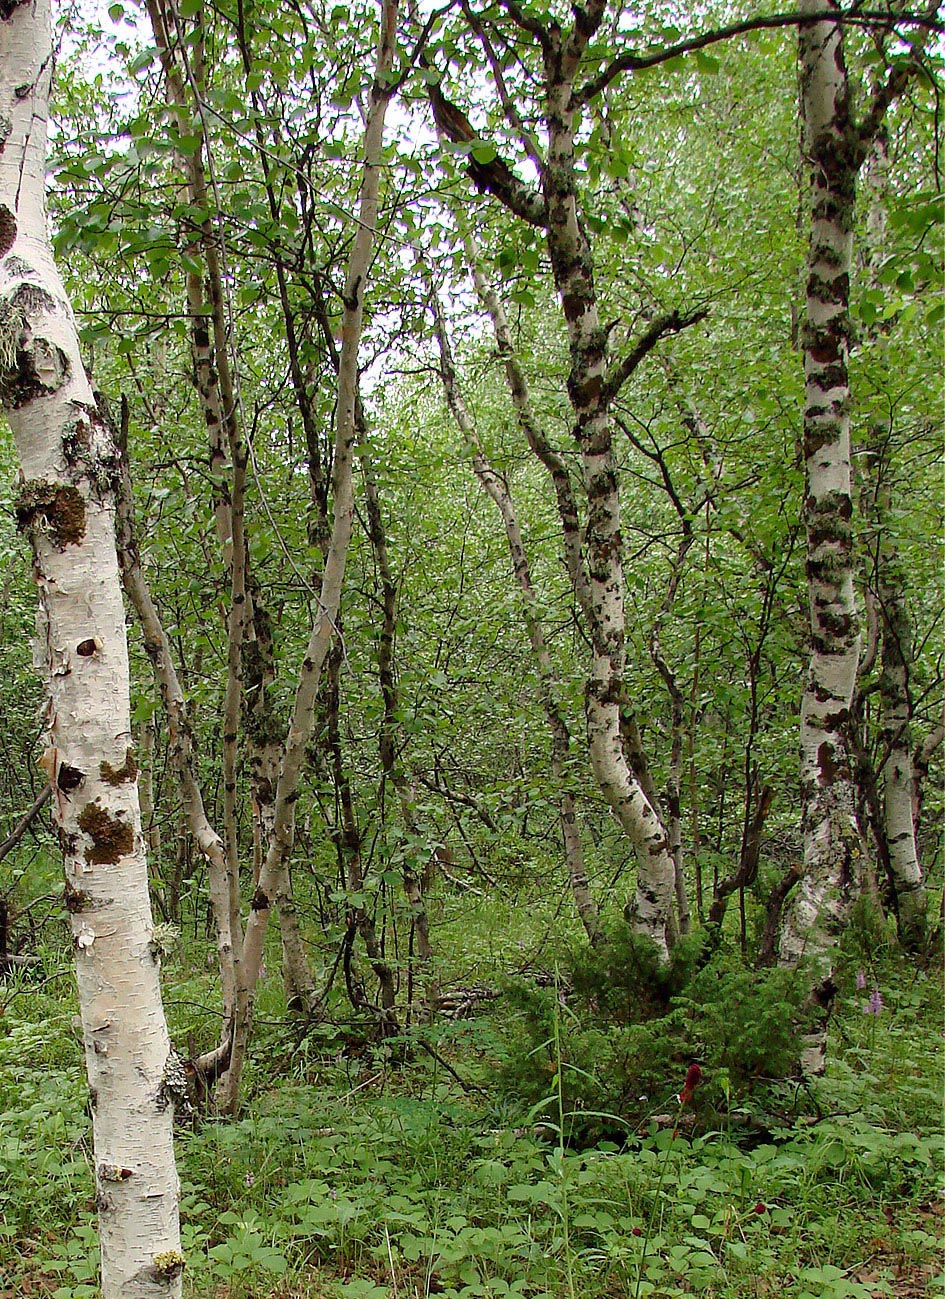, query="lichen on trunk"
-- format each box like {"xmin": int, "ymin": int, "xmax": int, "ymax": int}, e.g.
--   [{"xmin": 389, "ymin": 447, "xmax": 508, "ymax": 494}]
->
[{"xmin": 0, "ymin": 1, "xmax": 182, "ymax": 1291}]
